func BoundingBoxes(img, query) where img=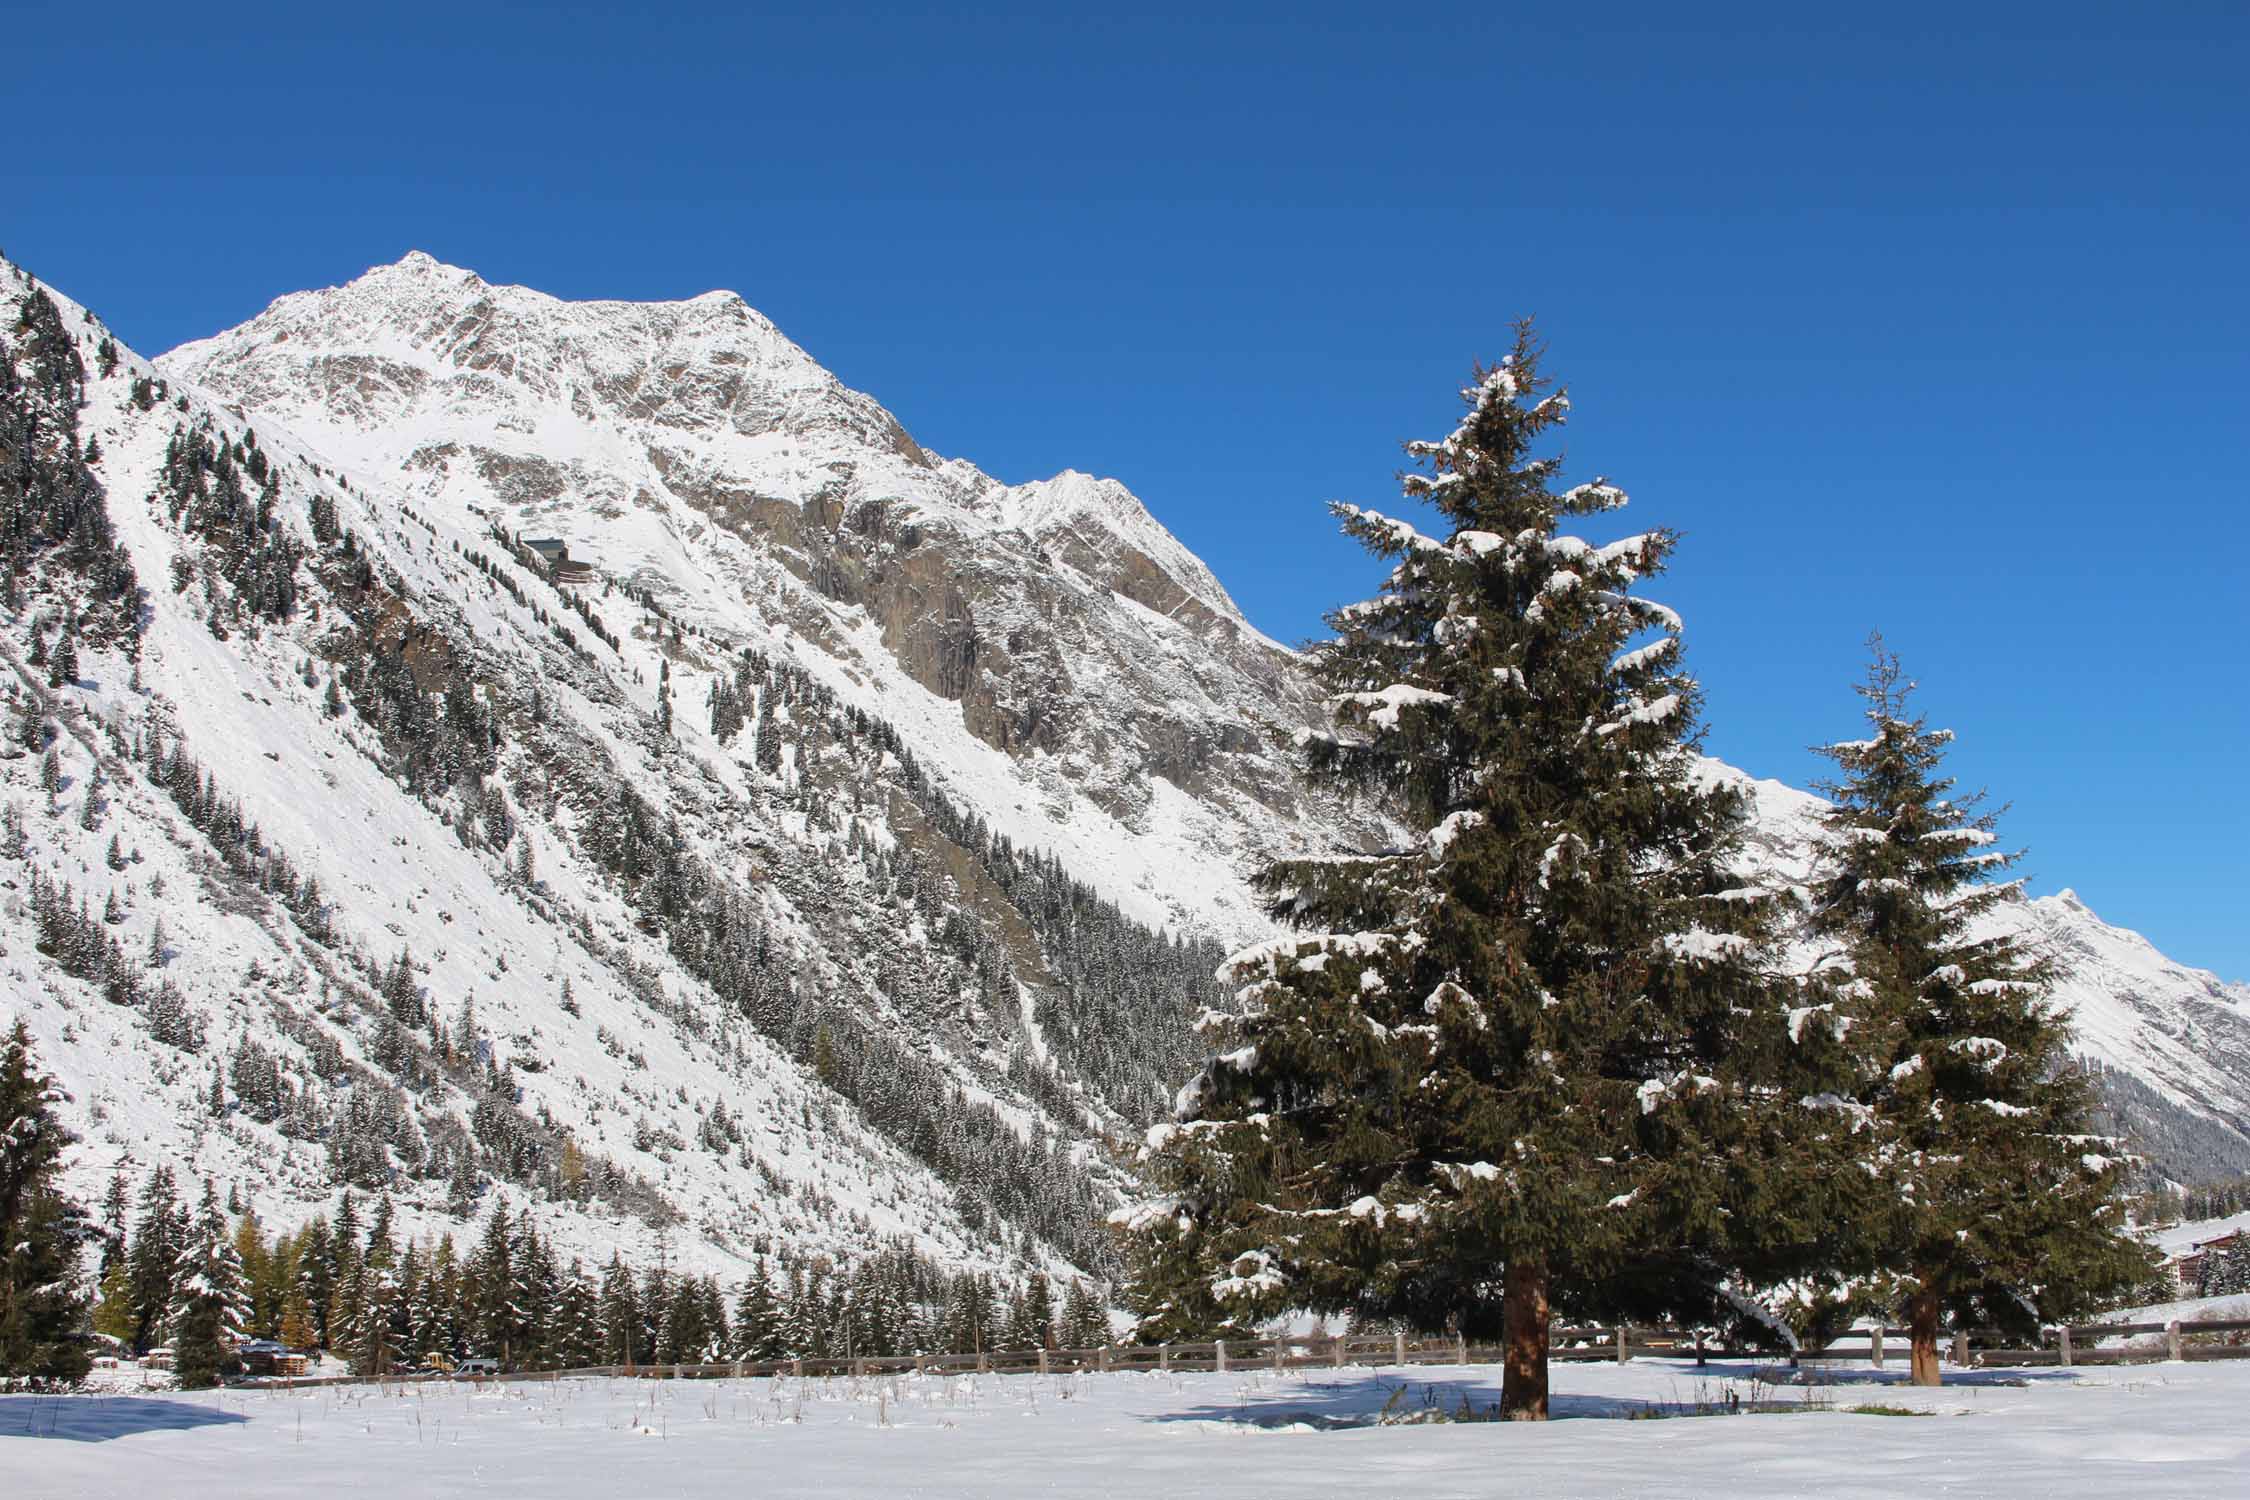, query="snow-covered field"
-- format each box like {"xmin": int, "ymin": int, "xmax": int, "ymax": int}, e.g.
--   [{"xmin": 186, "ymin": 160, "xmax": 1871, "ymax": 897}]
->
[{"xmin": 6, "ymin": 1358, "xmax": 2246, "ymax": 1499}]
